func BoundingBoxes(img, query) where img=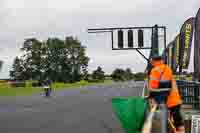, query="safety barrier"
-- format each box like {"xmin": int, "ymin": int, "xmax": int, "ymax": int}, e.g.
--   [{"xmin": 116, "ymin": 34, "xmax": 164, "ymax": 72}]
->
[{"xmin": 177, "ymin": 80, "xmax": 200, "ymax": 109}]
